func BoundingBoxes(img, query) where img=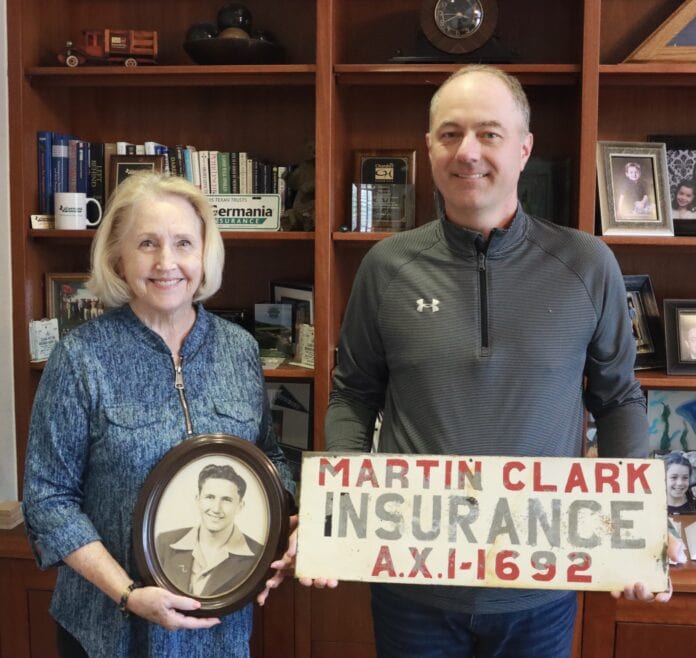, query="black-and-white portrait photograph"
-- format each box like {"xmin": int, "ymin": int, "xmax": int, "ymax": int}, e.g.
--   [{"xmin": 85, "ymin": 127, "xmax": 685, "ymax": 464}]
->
[
  {"xmin": 678, "ymin": 310, "xmax": 696, "ymax": 363},
  {"xmin": 132, "ymin": 433, "xmax": 289, "ymax": 615},
  {"xmin": 611, "ymin": 156, "xmax": 658, "ymax": 222},
  {"xmin": 154, "ymin": 455, "xmax": 269, "ymax": 598}
]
